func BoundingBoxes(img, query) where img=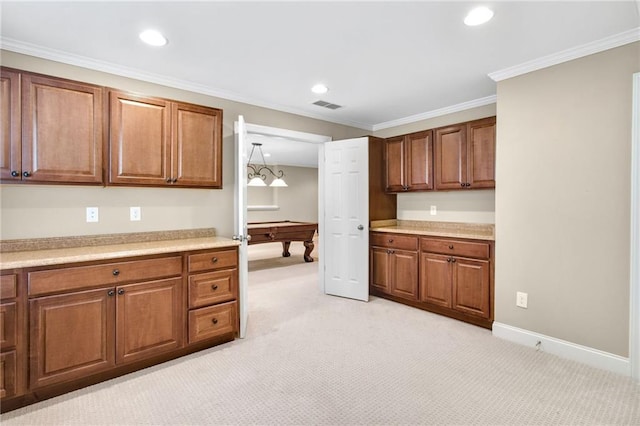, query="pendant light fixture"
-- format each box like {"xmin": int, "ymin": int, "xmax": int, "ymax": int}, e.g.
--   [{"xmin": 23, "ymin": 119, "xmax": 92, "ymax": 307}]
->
[{"xmin": 247, "ymin": 143, "xmax": 288, "ymax": 187}]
